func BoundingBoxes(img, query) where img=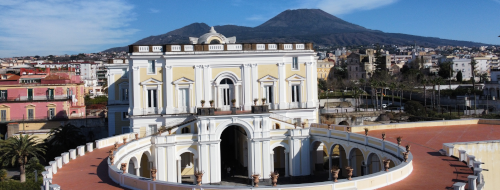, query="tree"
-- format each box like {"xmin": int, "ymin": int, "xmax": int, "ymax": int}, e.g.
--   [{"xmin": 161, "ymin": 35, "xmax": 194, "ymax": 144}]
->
[
  {"xmin": 318, "ymin": 79, "xmax": 327, "ymax": 92},
  {"xmin": 470, "ymin": 60, "xmax": 478, "ymax": 112},
  {"xmin": 44, "ymin": 124, "xmax": 85, "ymax": 161},
  {"xmin": 0, "ymin": 134, "xmax": 46, "ymax": 182},
  {"xmin": 389, "ymin": 82, "xmax": 396, "ymax": 105},
  {"xmin": 456, "ymin": 71, "xmax": 463, "ymax": 82},
  {"xmin": 405, "ymin": 101, "xmax": 425, "ymax": 116},
  {"xmin": 438, "ymin": 61, "xmax": 452, "ymax": 79},
  {"xmin": 101, "ymin": 78, "xmax": 108, "ymax": 95}
]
